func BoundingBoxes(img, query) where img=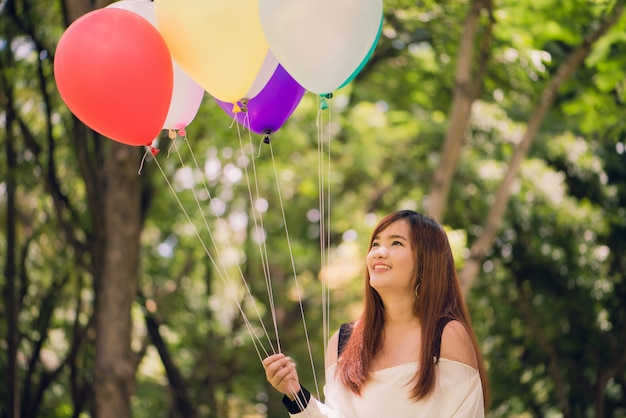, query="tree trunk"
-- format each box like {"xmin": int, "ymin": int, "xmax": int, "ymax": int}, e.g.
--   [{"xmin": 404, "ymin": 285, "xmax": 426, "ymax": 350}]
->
[
  {"xmin": 61, "ymin": 2, "xmax": 144, "ymax": 417},
  {"xmin": 91, "ymin": 142, "xmax": 143, "ymax": 418},
  {"xmin": 427, "ymin": 0, "xmax": 491, "ymax": 222},
  {"xmin": 458, "ymin": 4, "xmax": 625, "ymax": 293}
]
